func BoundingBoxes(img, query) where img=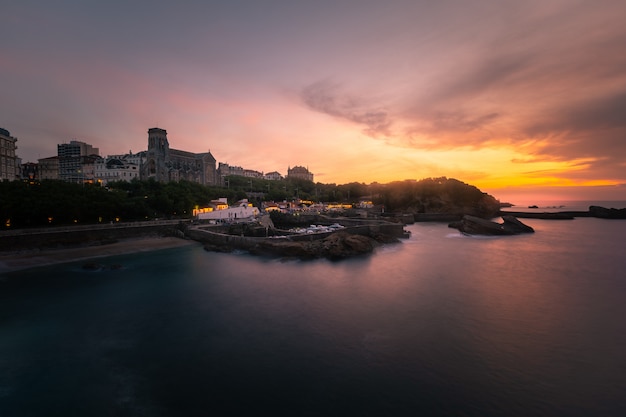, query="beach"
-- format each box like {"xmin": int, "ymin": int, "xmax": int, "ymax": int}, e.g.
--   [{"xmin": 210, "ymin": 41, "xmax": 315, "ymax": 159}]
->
[{"xmin": 0, "ymin": 236, "xmax": 198, "ymax": 274}]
